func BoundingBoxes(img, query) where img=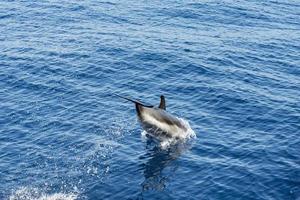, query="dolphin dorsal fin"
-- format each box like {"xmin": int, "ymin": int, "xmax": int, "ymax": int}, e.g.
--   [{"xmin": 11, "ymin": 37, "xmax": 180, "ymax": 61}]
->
[{"xmin": 159, "ymin": 95, "xmax": 166, "ymax": 110}]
